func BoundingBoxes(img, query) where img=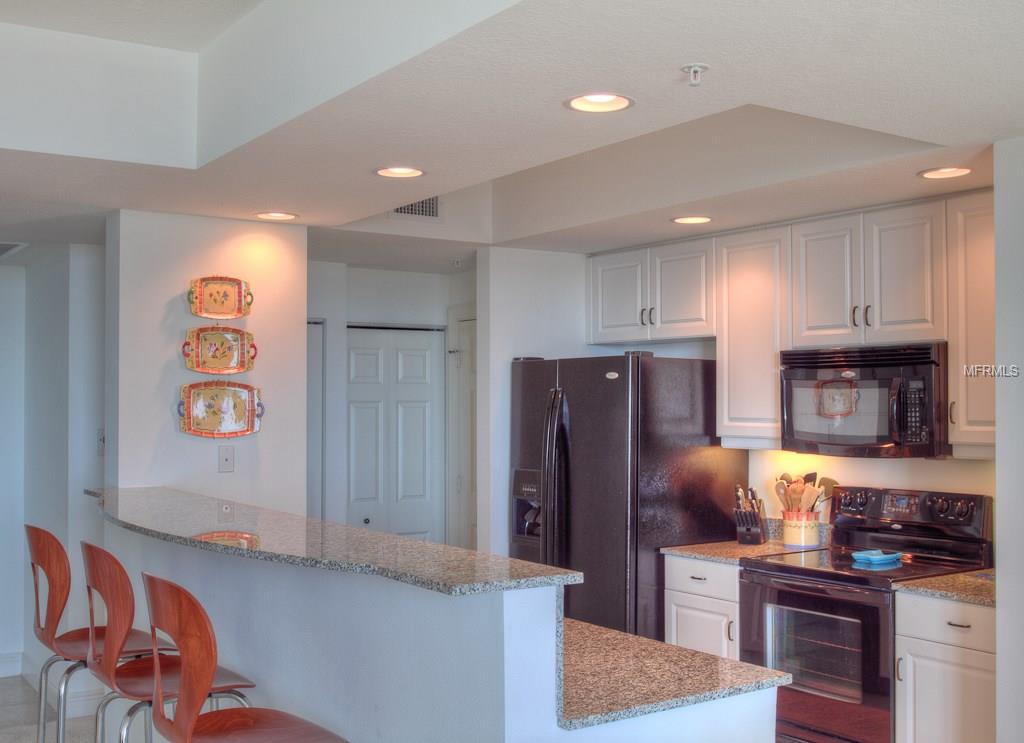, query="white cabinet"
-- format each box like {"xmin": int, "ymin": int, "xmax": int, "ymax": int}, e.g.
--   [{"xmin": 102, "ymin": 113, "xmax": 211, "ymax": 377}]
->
[
  {"xmin": 587, "ymin": 241, "xmax": 714, "ymax": 344},
  {"xmin": 665, "ymin": 589, "xmax": 739, "ymax": 660},
  {"xmin": 588, "ymin": 249, "xmax": 649, "ymax": 343},
  {"xmin": 894, "ymin": 635, "xmax": 995, "ymax": 743},
  {"xmin": 649, "ymin": 239, "xmax": 715, "ymax": 340},
  {"xmin": 946, "ymin": 191, "xmax": 995, "ymax": 455},
  {"xmin": 863, "ymin": 202, "xmax": 947, "ymax": 344},
  {"xmin": 791, "ymin": 214, "xmax": 864, "ymax": 347},
  {"xmin": 715, "ymin": 227, "xmax": 791, "ymax": 446}
]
